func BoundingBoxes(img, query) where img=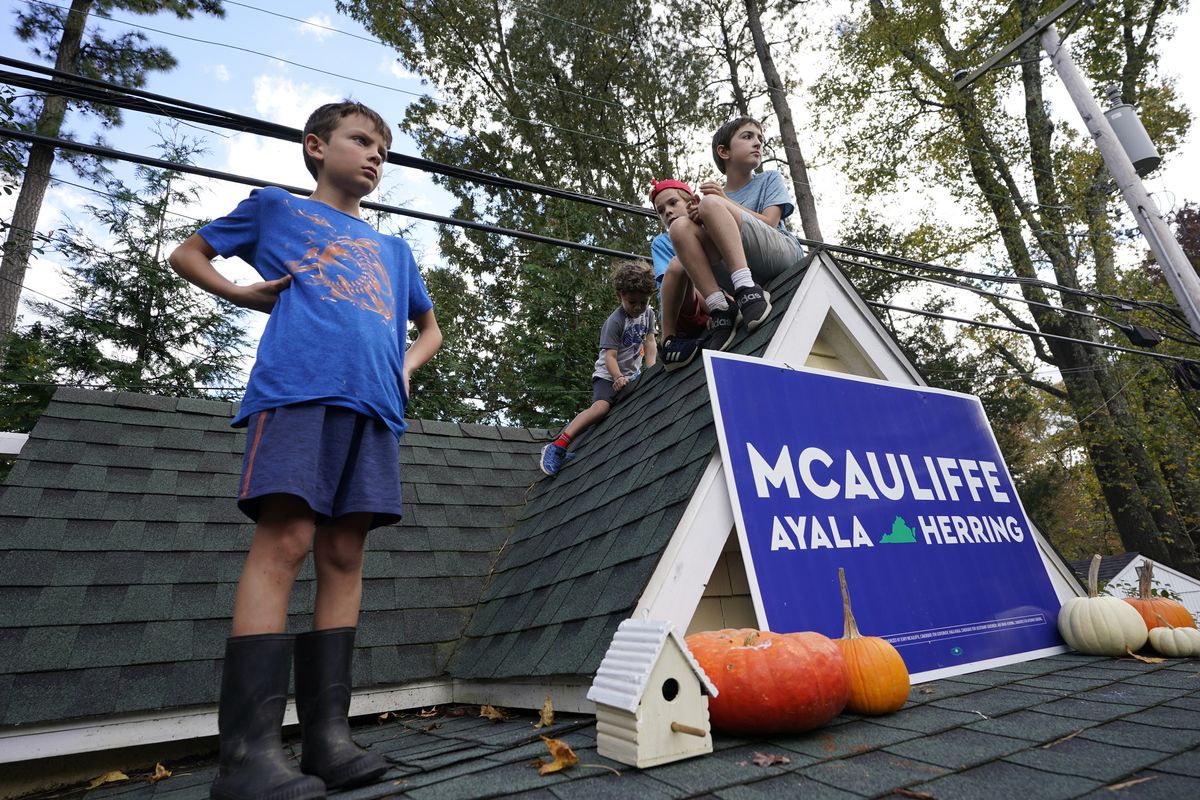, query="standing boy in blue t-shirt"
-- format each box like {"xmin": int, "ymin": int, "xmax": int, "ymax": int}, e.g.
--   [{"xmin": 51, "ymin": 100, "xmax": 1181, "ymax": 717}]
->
[
  {"xmin": 170, "ymin": 101, "xmax": 442, "ymax": 800},
  {"xmin": 659, "ymin": 116, "xmax": 804, "ymax": 362}
]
